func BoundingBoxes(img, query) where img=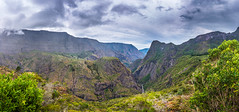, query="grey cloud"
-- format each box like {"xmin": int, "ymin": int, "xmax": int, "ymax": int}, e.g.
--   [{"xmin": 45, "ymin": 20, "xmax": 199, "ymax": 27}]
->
[
  {"xmin": 180, "ymin": 8, "xmax": 201, "ymax": 20},
  {"xmin": 72, "ymin": 2, "xmax": 112, "ymax": 28},
  {"xmin": 65, "ymin": 0, "xmax": 78, "ymax": 8},
  {"xmin": 26, "ymin": 0, "xmax": 76, "ymax": 28},
  {"xmin": 165, "ymin": 7, "xmax": 173, "ymax": 11},
  {"xmin": 16, "ymin": 14, "xmax": 26, "ymax": 21},
  {"xmin": 156, "ymin": 6, "xmax": 164, "ymax": 11},
  {"xmin": 180, "ymin": 0, "xmax": 239, "ymax": 30},
  {"xmin": 181, "ymin": 0, "xmax": 228, "ymax": 21},
  {"xmin": 188, "ymin": 8, "xmax": 201, "ymax": 14},
  {"xmin": 190, "ymin": 0, "xmax": 227, "ymax": 6},
  {"xmin": 180, "ymin": 15, "xmax": 193, "ymax": 20},
  {"xmin": 27, "ymin": 9, "xmax": 64, "ymax": 28},
  {"xmin": 32, "ymin": 0, "xmax": 65, "ymax": 17},
  {"xmin": 111, "ymin": 4, "xmax": 142, "ymax": 16},
  {"xmin": 156, "ymin": 6, "xmax": 173, "ymax": 12},
  {"xmin": 139, "ymin": 5, "xmax": 147, "ymax": 9},
  {"xmin": 3, "ymin": 0, "xmax": 26, "ymax": 13}
]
